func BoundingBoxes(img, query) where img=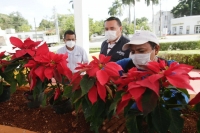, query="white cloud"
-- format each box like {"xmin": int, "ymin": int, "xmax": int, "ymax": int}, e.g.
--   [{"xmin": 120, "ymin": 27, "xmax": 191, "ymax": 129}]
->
[
  {"xmin": 35, "ymin": 0, "xmax": 69, "ymax": 8},
  {"xmin": 1, "ymin": 5, "xmax": 18, "ymax": 14}
]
